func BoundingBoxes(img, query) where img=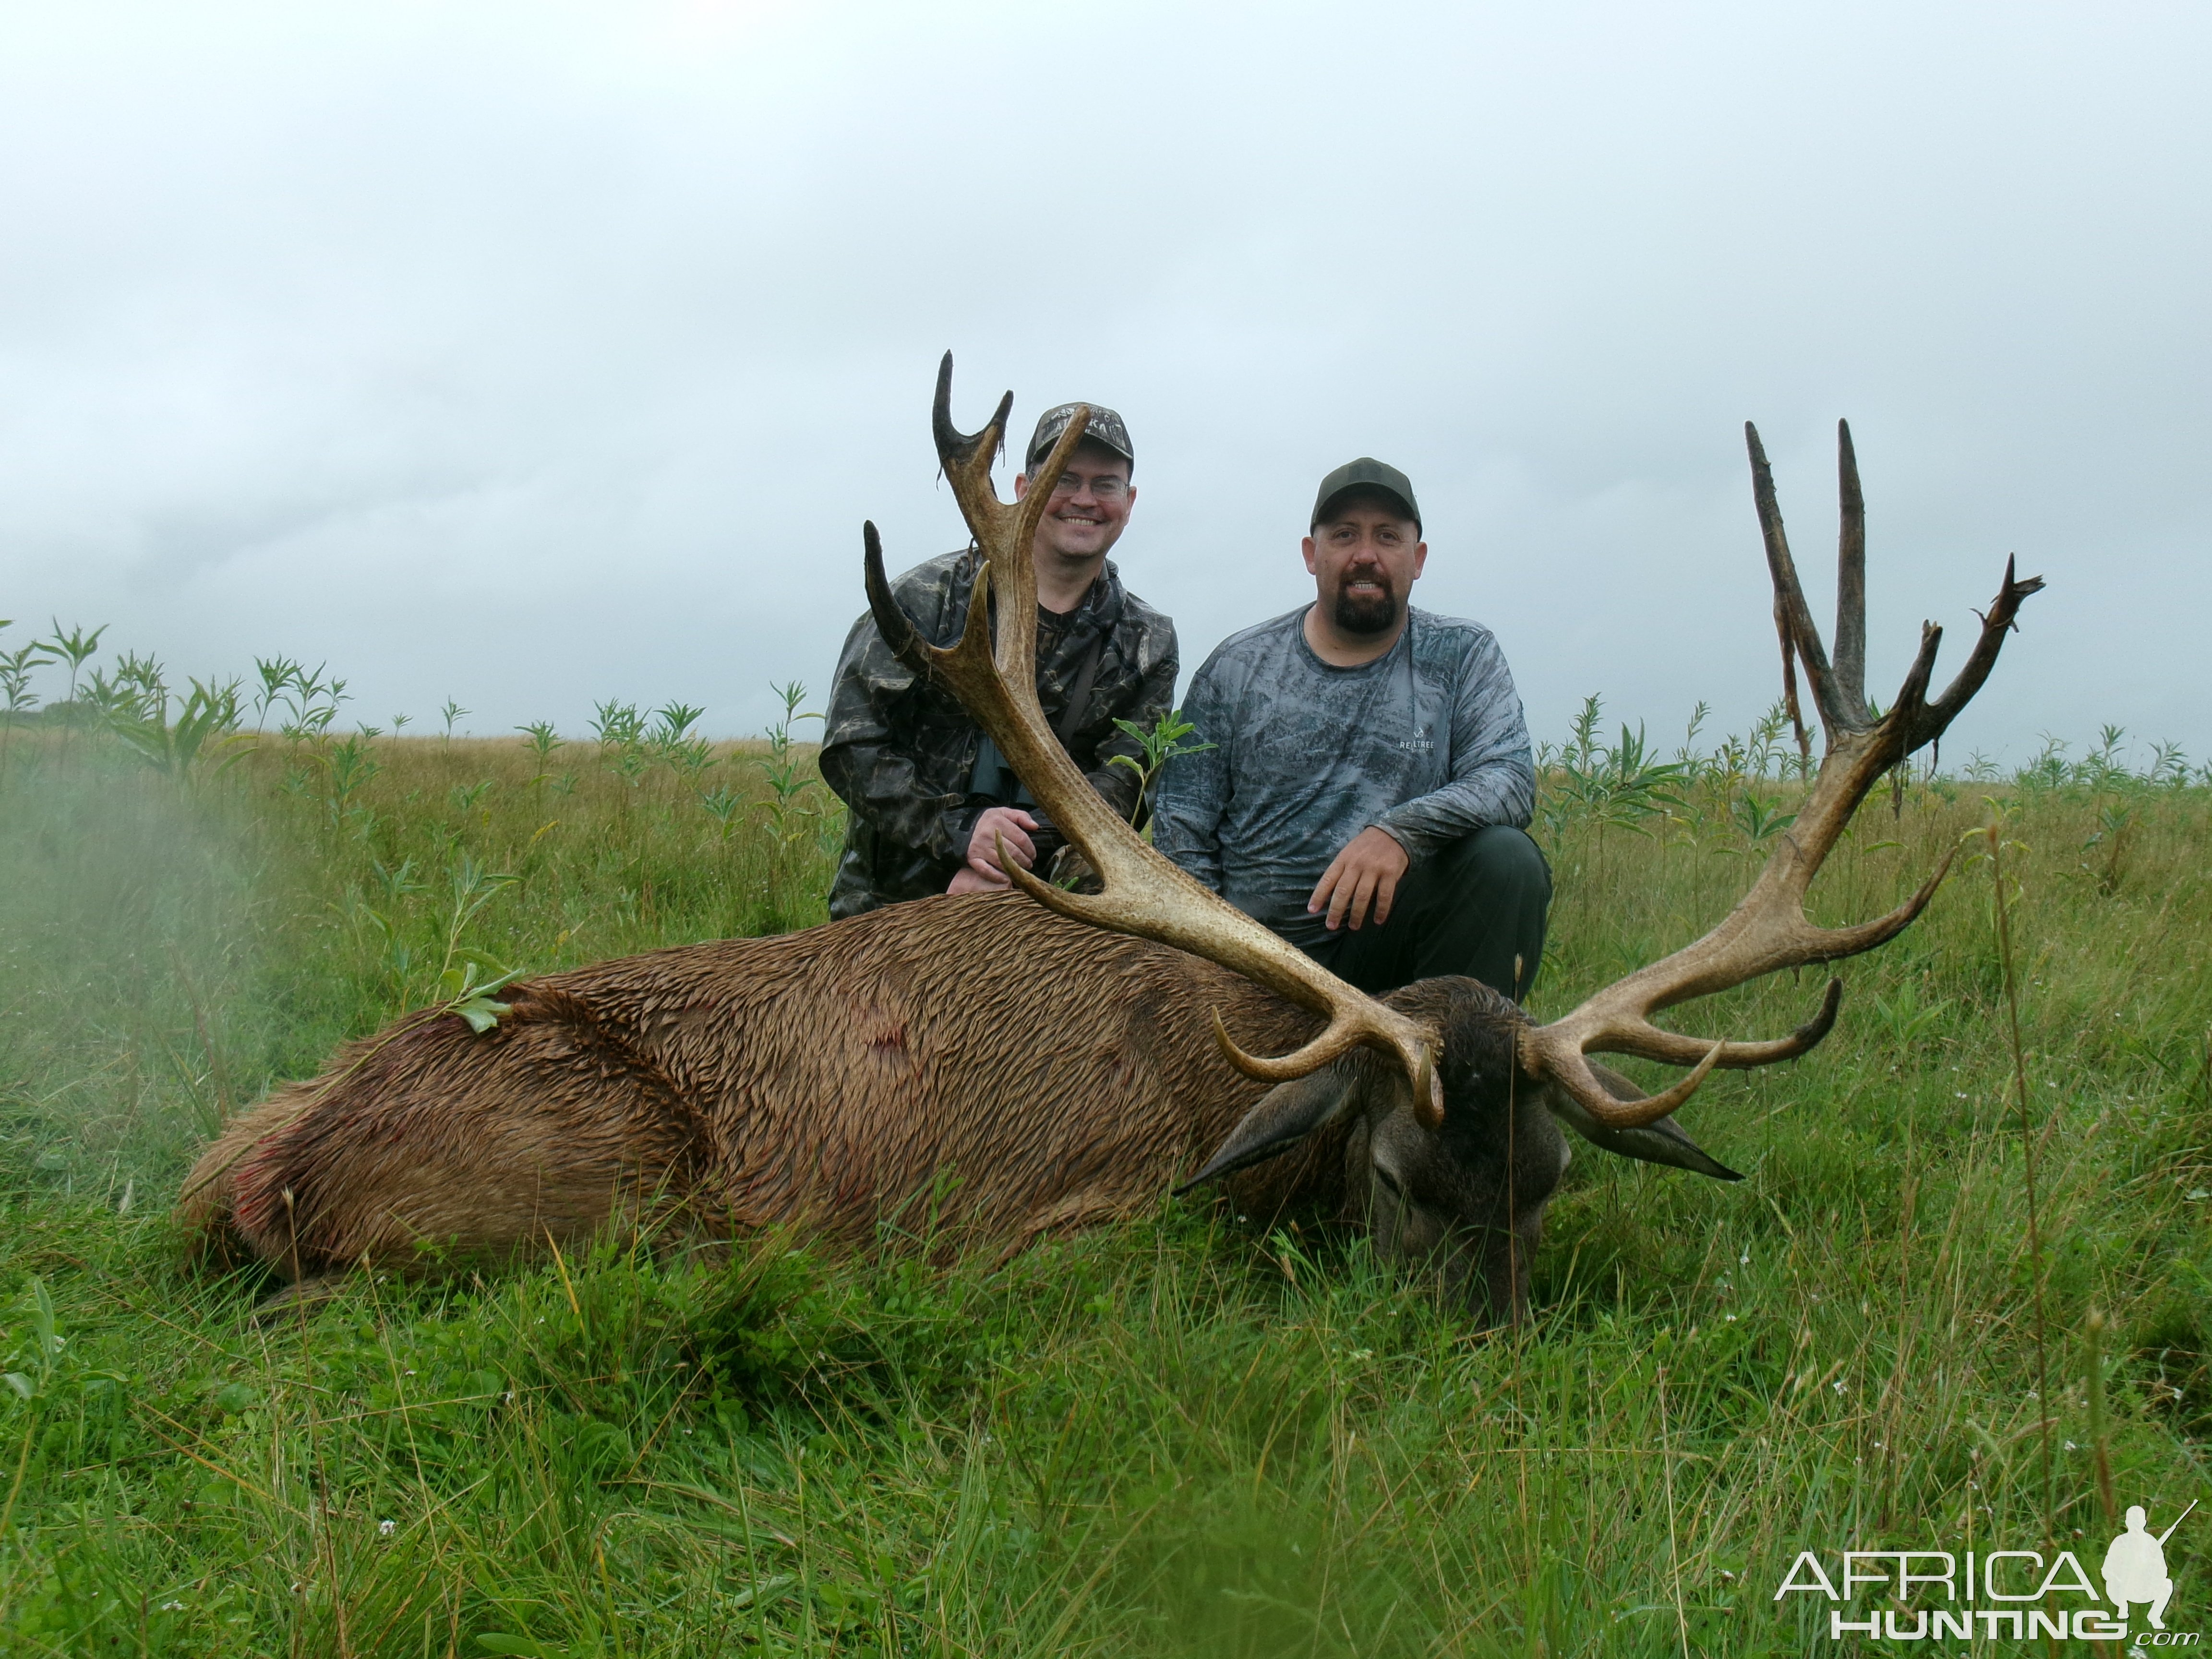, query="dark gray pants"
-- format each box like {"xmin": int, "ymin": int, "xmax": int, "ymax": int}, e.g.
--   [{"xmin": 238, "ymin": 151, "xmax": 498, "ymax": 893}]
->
[{"xmin": 1304, "ymin": 825, "xmax": 1551, "ymax": 1002}]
